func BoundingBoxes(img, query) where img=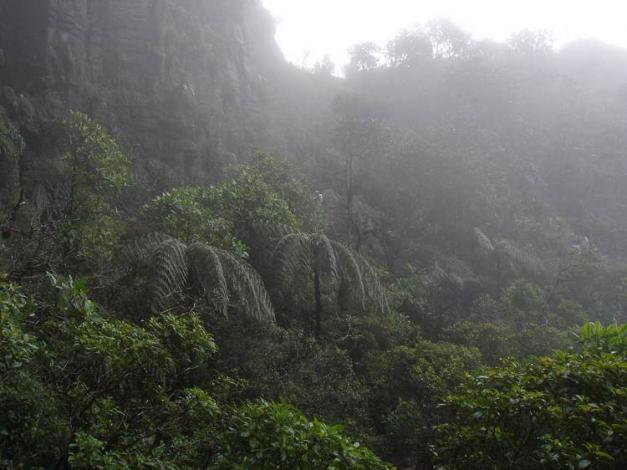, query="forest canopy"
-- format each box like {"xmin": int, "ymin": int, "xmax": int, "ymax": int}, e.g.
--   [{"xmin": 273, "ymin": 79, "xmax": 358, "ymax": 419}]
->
[{"xmin": 1, "ymin": 2, "xmax": 627, "ymax": 469}]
